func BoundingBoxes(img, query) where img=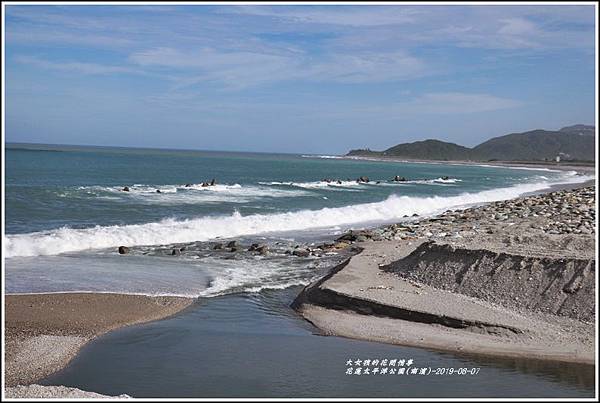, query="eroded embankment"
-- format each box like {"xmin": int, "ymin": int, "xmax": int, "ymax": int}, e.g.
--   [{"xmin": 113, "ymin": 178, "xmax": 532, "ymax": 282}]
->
[
  {"xmin": 291, "ymin": 256, "xmax": 522, "ymax": 337},
  {"xmin": 383, "ymin": 241, "xmax": 595, "ymax": 323}
]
